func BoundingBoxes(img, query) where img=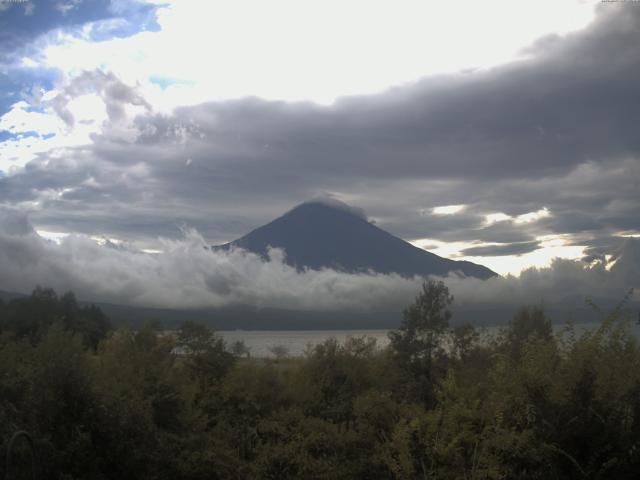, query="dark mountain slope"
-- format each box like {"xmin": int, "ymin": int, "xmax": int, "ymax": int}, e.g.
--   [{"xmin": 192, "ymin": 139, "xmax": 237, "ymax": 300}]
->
[{"xmin": 216, "ymin": 201, "xmax": 497, "ymax": 280}]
